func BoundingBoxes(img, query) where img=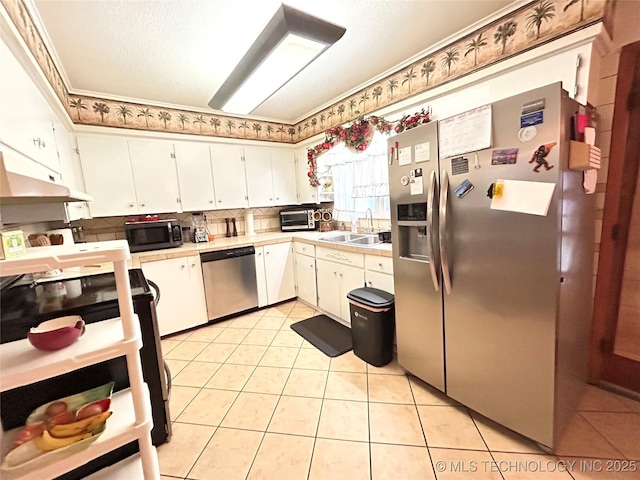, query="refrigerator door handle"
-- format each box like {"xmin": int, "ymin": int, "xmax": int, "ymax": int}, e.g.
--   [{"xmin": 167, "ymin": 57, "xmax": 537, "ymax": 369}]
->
[
  {"xmin": 427, "ymin": 170, "xmax": 440, "ymax": 291},
  {"xmin": 439, "ymin": 169, "xmax": 452, "ymax": 294}
]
